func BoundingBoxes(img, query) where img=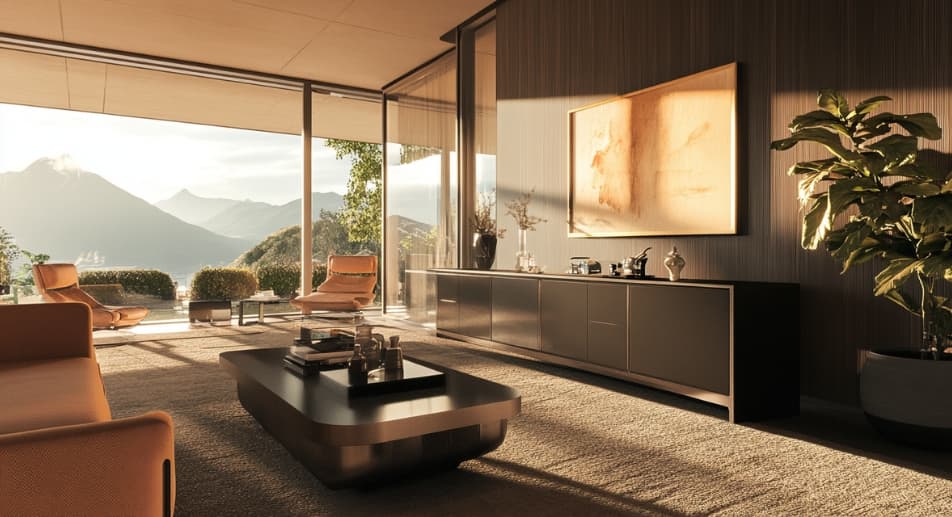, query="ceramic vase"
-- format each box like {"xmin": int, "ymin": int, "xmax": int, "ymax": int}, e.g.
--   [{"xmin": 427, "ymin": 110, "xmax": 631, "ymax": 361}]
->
[
  {"xmin": 473, "ymin": 233, "xmax": 497, "ymax": 270},
  {"xmin": 664, "ymin": 246, "xmax": 685, "ymax": 281}
]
